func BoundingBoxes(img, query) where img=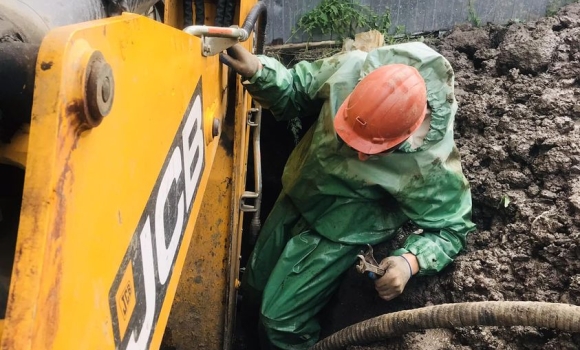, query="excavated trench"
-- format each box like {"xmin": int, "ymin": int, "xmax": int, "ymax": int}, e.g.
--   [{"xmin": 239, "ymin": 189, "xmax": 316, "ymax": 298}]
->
[{"xmin": 238, "ymin": 3, "xmax": 580, "ymax": 349}]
